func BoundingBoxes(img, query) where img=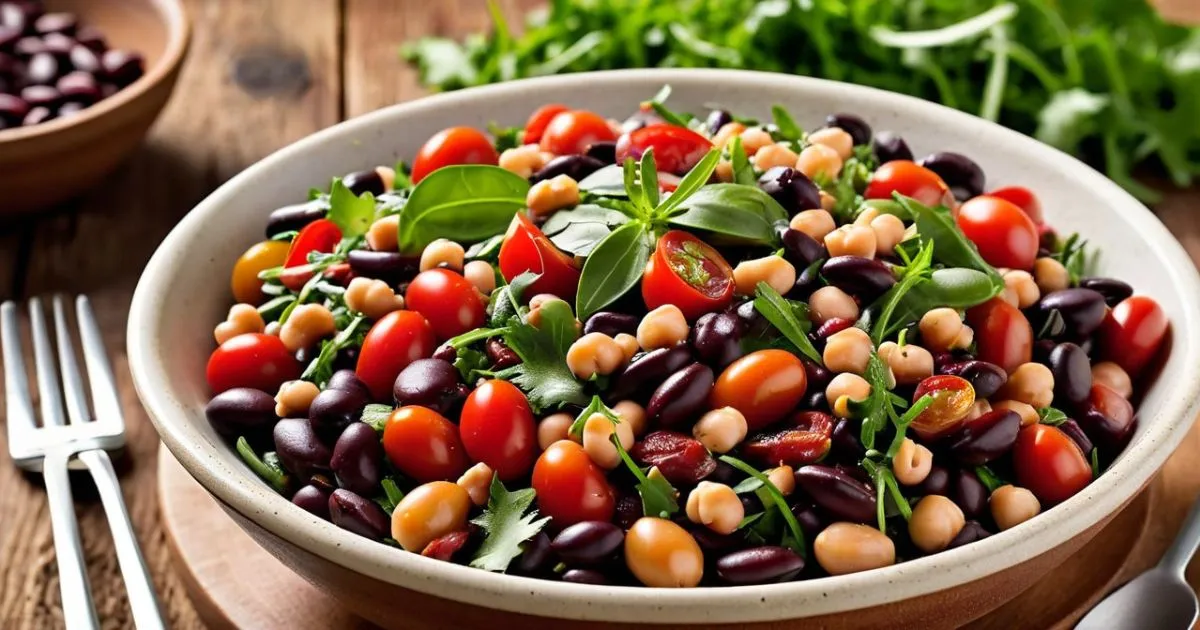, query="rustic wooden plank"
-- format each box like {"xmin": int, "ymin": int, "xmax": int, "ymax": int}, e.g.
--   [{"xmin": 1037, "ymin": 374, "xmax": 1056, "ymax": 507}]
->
[{"xmin": 0, "ymin": 0, "xmax": 342, "ymax": 627}]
